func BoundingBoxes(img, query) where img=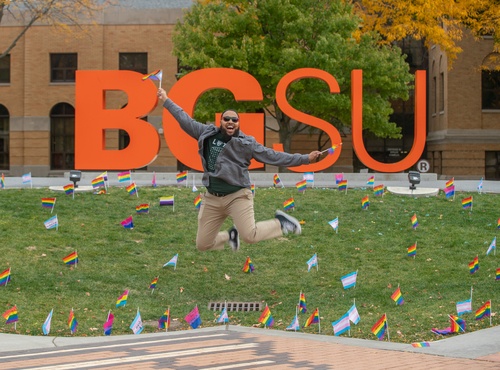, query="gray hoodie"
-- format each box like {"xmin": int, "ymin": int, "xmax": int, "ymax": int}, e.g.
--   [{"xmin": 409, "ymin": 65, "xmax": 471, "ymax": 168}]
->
[{"xmin": 163, "ymin": 99, "xmax": 309, "ymax": 188}]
